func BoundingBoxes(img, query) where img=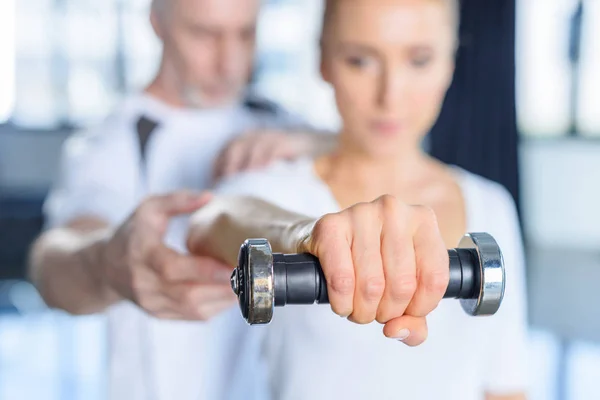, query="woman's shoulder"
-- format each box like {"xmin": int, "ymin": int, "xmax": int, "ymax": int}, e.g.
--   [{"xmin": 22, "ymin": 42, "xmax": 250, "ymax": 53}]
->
[
  {"xmin": 453, "ymin": 167, "xmax": 515, "ymax": 207},
  {"xmin": 451, "ymin": 167, "xmax": 519, "ymax": 231},
  {"xmin": 214, "ymin": 157, "xmax": 333, "ymax": 217},
  {"xmin": 214, "ymin": 157, "xmax": 319, "ymax": 197}
]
